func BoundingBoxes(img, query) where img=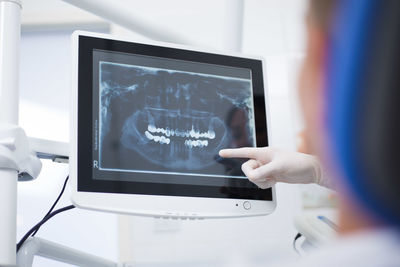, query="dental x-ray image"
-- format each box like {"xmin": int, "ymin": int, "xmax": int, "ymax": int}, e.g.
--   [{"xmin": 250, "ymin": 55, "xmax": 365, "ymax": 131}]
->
[{"xmin": 98, "ymin": 60, "xmax": 256, "ymax": 179}]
